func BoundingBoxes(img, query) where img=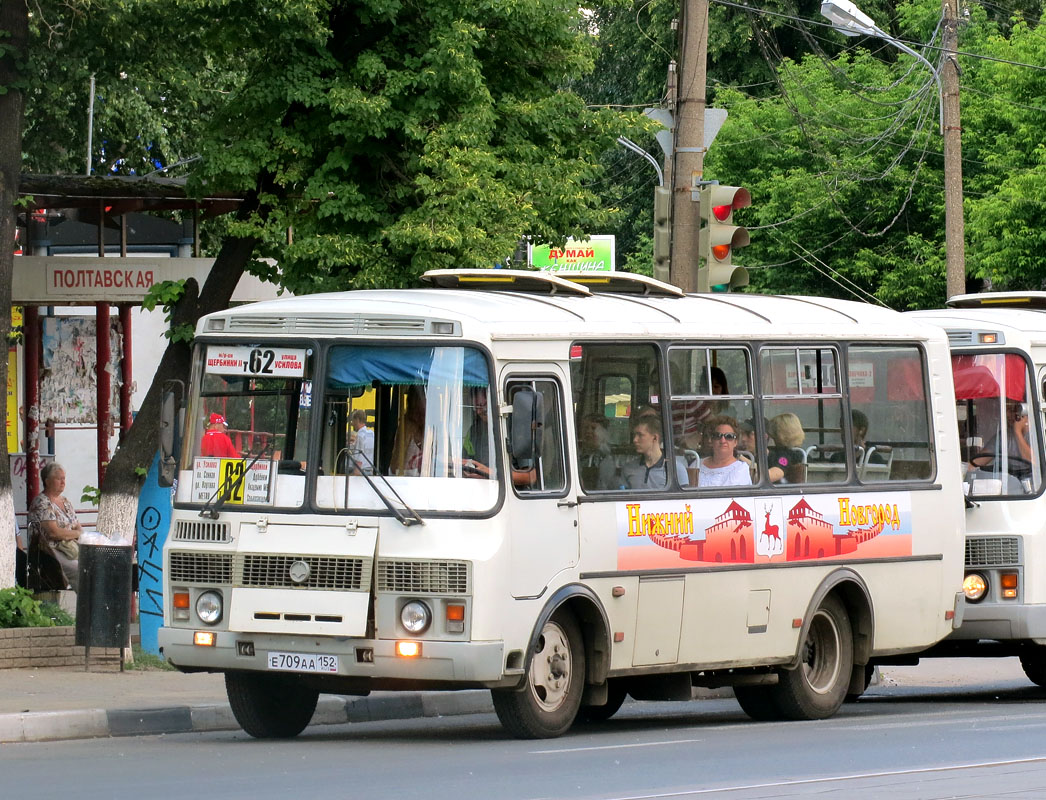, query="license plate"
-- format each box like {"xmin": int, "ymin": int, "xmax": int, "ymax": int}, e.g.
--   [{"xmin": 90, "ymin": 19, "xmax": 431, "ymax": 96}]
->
[{"xmin": 267, "ymin": 651, "xmax": 339, "ymax": 673}]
